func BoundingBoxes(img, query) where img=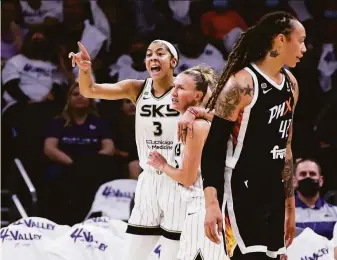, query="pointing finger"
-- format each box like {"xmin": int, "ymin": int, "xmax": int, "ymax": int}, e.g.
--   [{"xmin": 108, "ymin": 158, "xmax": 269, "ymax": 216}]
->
[{"xmin": 77, "ymin": 42, "xmax": 90, "ymax": 60}]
